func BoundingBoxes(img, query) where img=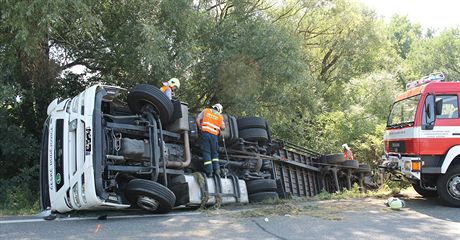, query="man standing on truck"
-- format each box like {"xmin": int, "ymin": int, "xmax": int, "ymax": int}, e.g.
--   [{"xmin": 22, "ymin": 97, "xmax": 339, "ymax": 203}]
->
[
  {"xmin": 160, "ymin": 78, "xmax": 181, "ymax": 100},
  {"xmin": 342, "ymin": 144, "xmax": 354, "ymax": 160},
  {"xmin": 196, "ymin": 103, "xmax": 225, "ymax": 177}
]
